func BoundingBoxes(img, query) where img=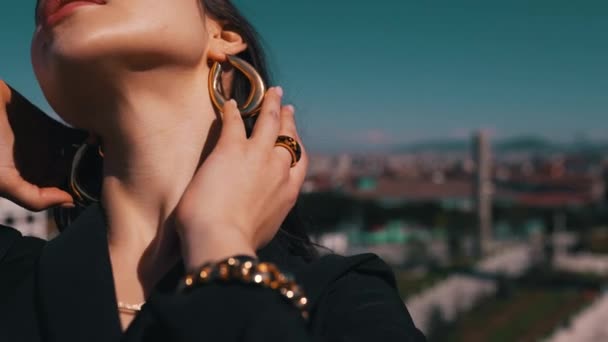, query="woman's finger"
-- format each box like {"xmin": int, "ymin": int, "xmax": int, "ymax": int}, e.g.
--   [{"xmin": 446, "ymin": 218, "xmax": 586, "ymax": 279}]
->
[
  {"xmin": 289, "ymin": 136, "xmax": 308, "ymax": 187},
  {"xmin": 250, "ymin": 87, "xmax": 283, "ymax": 150},
  {"xmin": 1, "ymin": 176, "xmax": 73, "ymax": 212},
  {"xmin": 217, "ymin": 99, "xmax": 247, "ymax": 146},
  {"xmin": 276, "ymin": 106, "xmax": 308, "ymax": 199},
  {"xmin": 274, "ymin": 105, "xmax": 299, "ymax": 168}
]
